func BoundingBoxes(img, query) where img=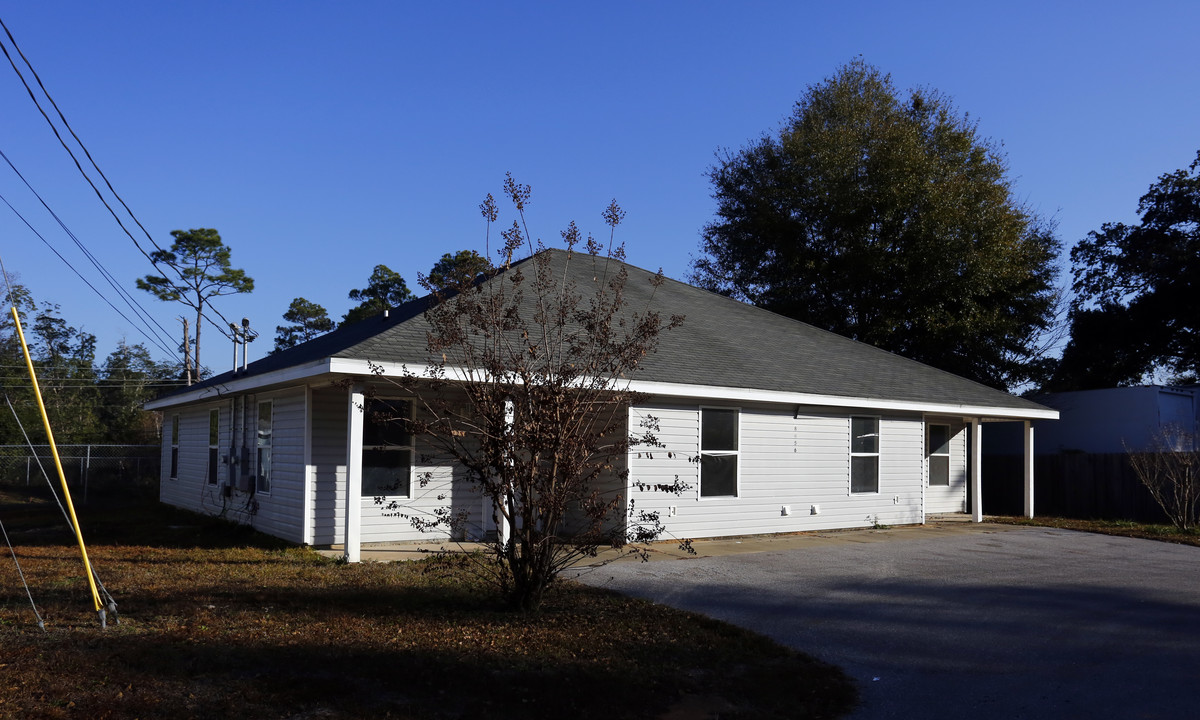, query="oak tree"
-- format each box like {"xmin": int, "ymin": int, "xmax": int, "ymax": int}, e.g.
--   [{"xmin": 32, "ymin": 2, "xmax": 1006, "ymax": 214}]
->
[
  {"xmin": 693, "ymin": 59, "xmax": 1060, "ymax": 391},
  {"xmin": 1055, "ymin": 150, "xmax": 1200, "ymax": 388}
]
